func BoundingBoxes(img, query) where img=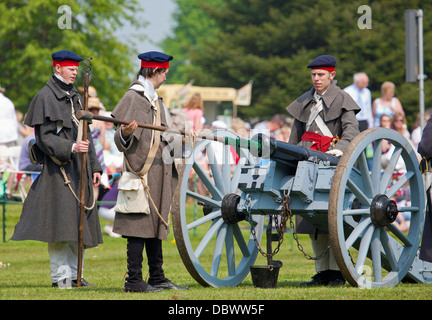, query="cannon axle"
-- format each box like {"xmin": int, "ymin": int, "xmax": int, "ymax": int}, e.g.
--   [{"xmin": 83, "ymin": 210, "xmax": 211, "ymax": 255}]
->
[
  {"xmin": 221, "ymin": 194, "xmax": 245, "ymax": 224},
  {"xmin": 370, "ymin": 194, "xmax": 399, "ymax": 227}
]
